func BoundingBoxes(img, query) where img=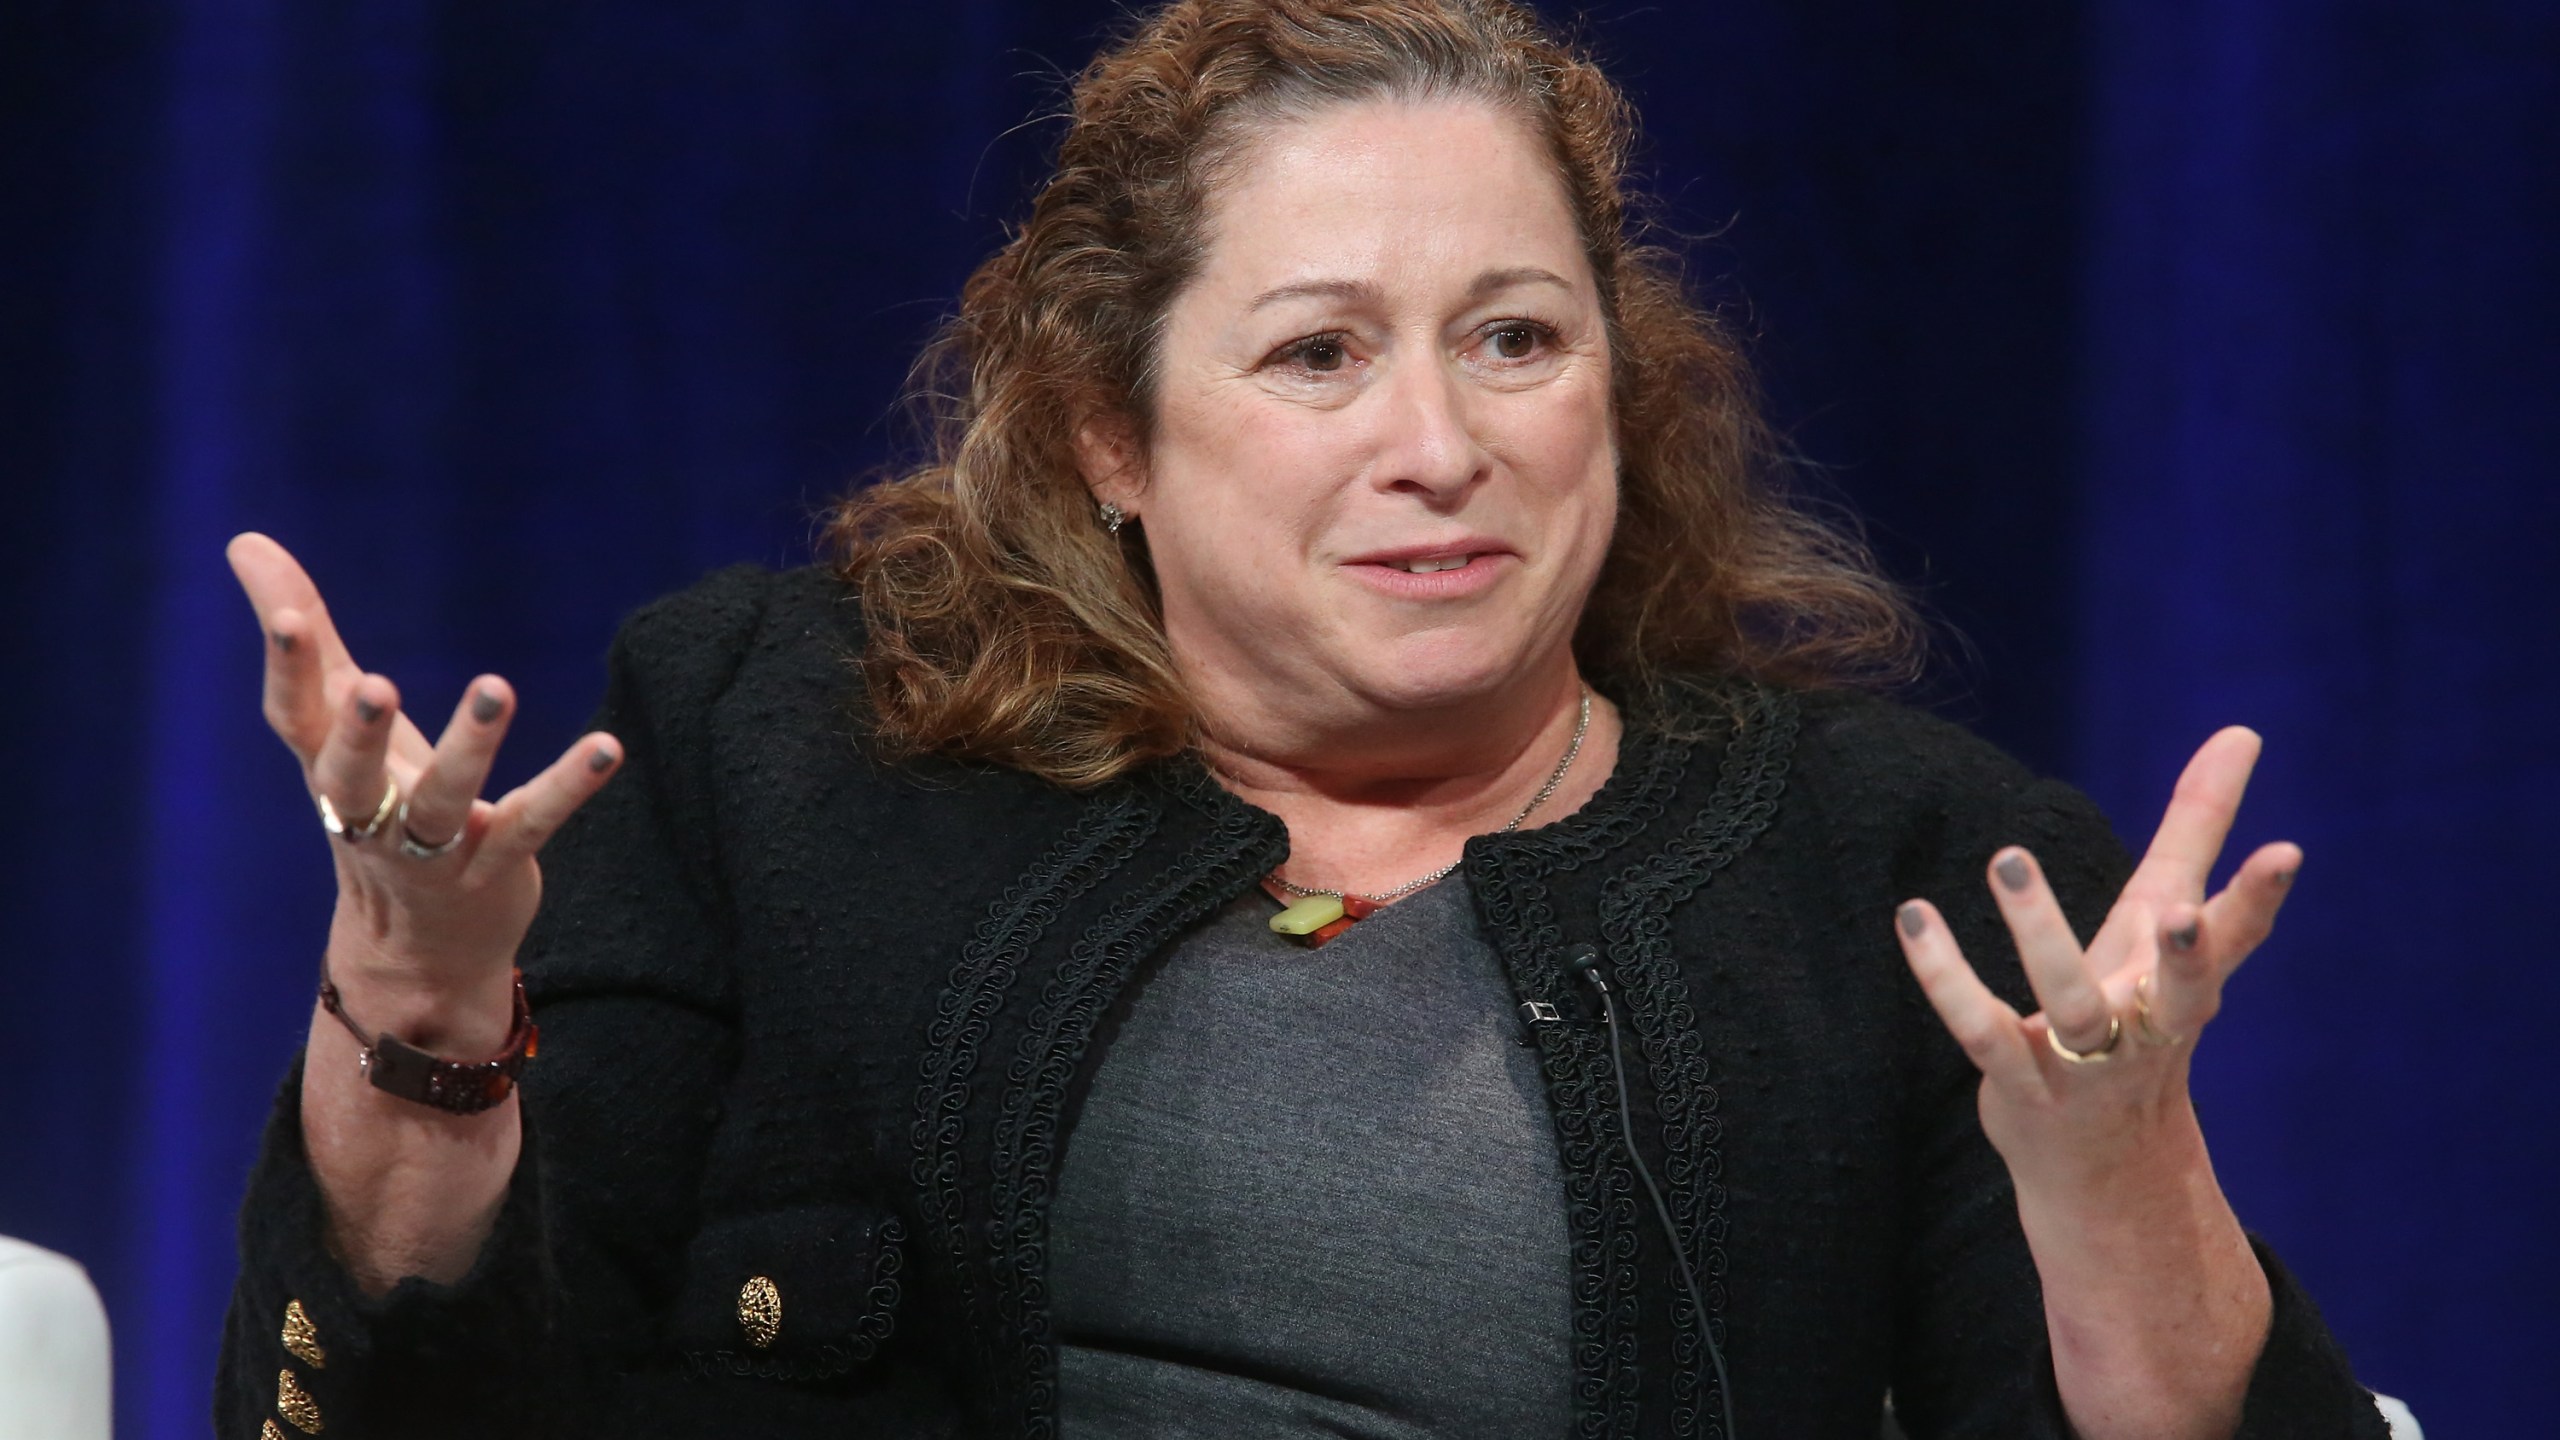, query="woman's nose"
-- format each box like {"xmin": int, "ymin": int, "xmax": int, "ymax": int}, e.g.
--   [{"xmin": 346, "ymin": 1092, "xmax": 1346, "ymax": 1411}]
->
[{"xmin": 1369, "ymin": 355, "xmax": 1491, "ymax": 503}]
